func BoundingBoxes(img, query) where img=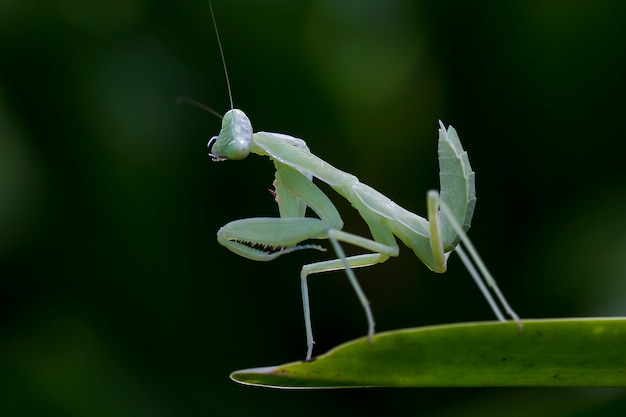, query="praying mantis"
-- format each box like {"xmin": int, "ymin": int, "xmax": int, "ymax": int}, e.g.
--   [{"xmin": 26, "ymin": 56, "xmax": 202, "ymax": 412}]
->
[{"xmin": 203, "ymin": 1, "xmax": 522, "ymax": 361}]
